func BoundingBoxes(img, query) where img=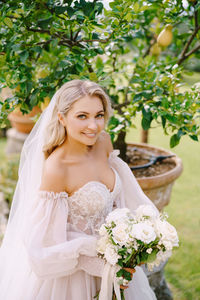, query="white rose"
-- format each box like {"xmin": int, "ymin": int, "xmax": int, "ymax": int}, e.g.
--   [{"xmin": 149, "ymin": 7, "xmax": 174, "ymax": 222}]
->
[
  {"xmin": 154, "ymin": 220, "xmax": 179, "ymax": 246},
  {"xmin": 156, "ymin": 249, "xmax": 172, "ymax": 263},
  {"xmin": 112, "ymin": 223, "xmax": 129, "ymax": 246},
  {"xmin": 104, "ymin": 245, "xmax": 120, "ymax": 265},
  {"xmin": 135, "ymin": 205, "xmax": 157, "ymax": 220},
  {"xmin": 162, "ymin": 240, "xmax": 173, "ymax": 251},
  {"xmin": 99, "ymin": 224, "xmax": 108, "ymax": 236},
  {"xmin": 106, "ymin": 208, "xmax": 131, "ymax": 225},
  {"xmin": 96, "ymin": 236, "xmax": 109, "ymax": 254},
  {"xmin": 131, "ymin": 223, "xmax": 156, "ymax": 244}
]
